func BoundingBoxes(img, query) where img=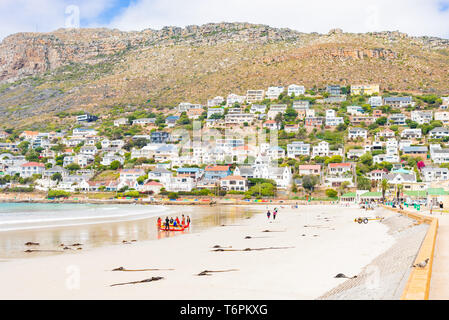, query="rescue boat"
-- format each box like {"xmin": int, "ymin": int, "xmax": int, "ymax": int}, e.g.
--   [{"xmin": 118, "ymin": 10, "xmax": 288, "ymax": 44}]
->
[{"xmin": 158, "ymin": 222, "xmax": 190, "ymax": 231}]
